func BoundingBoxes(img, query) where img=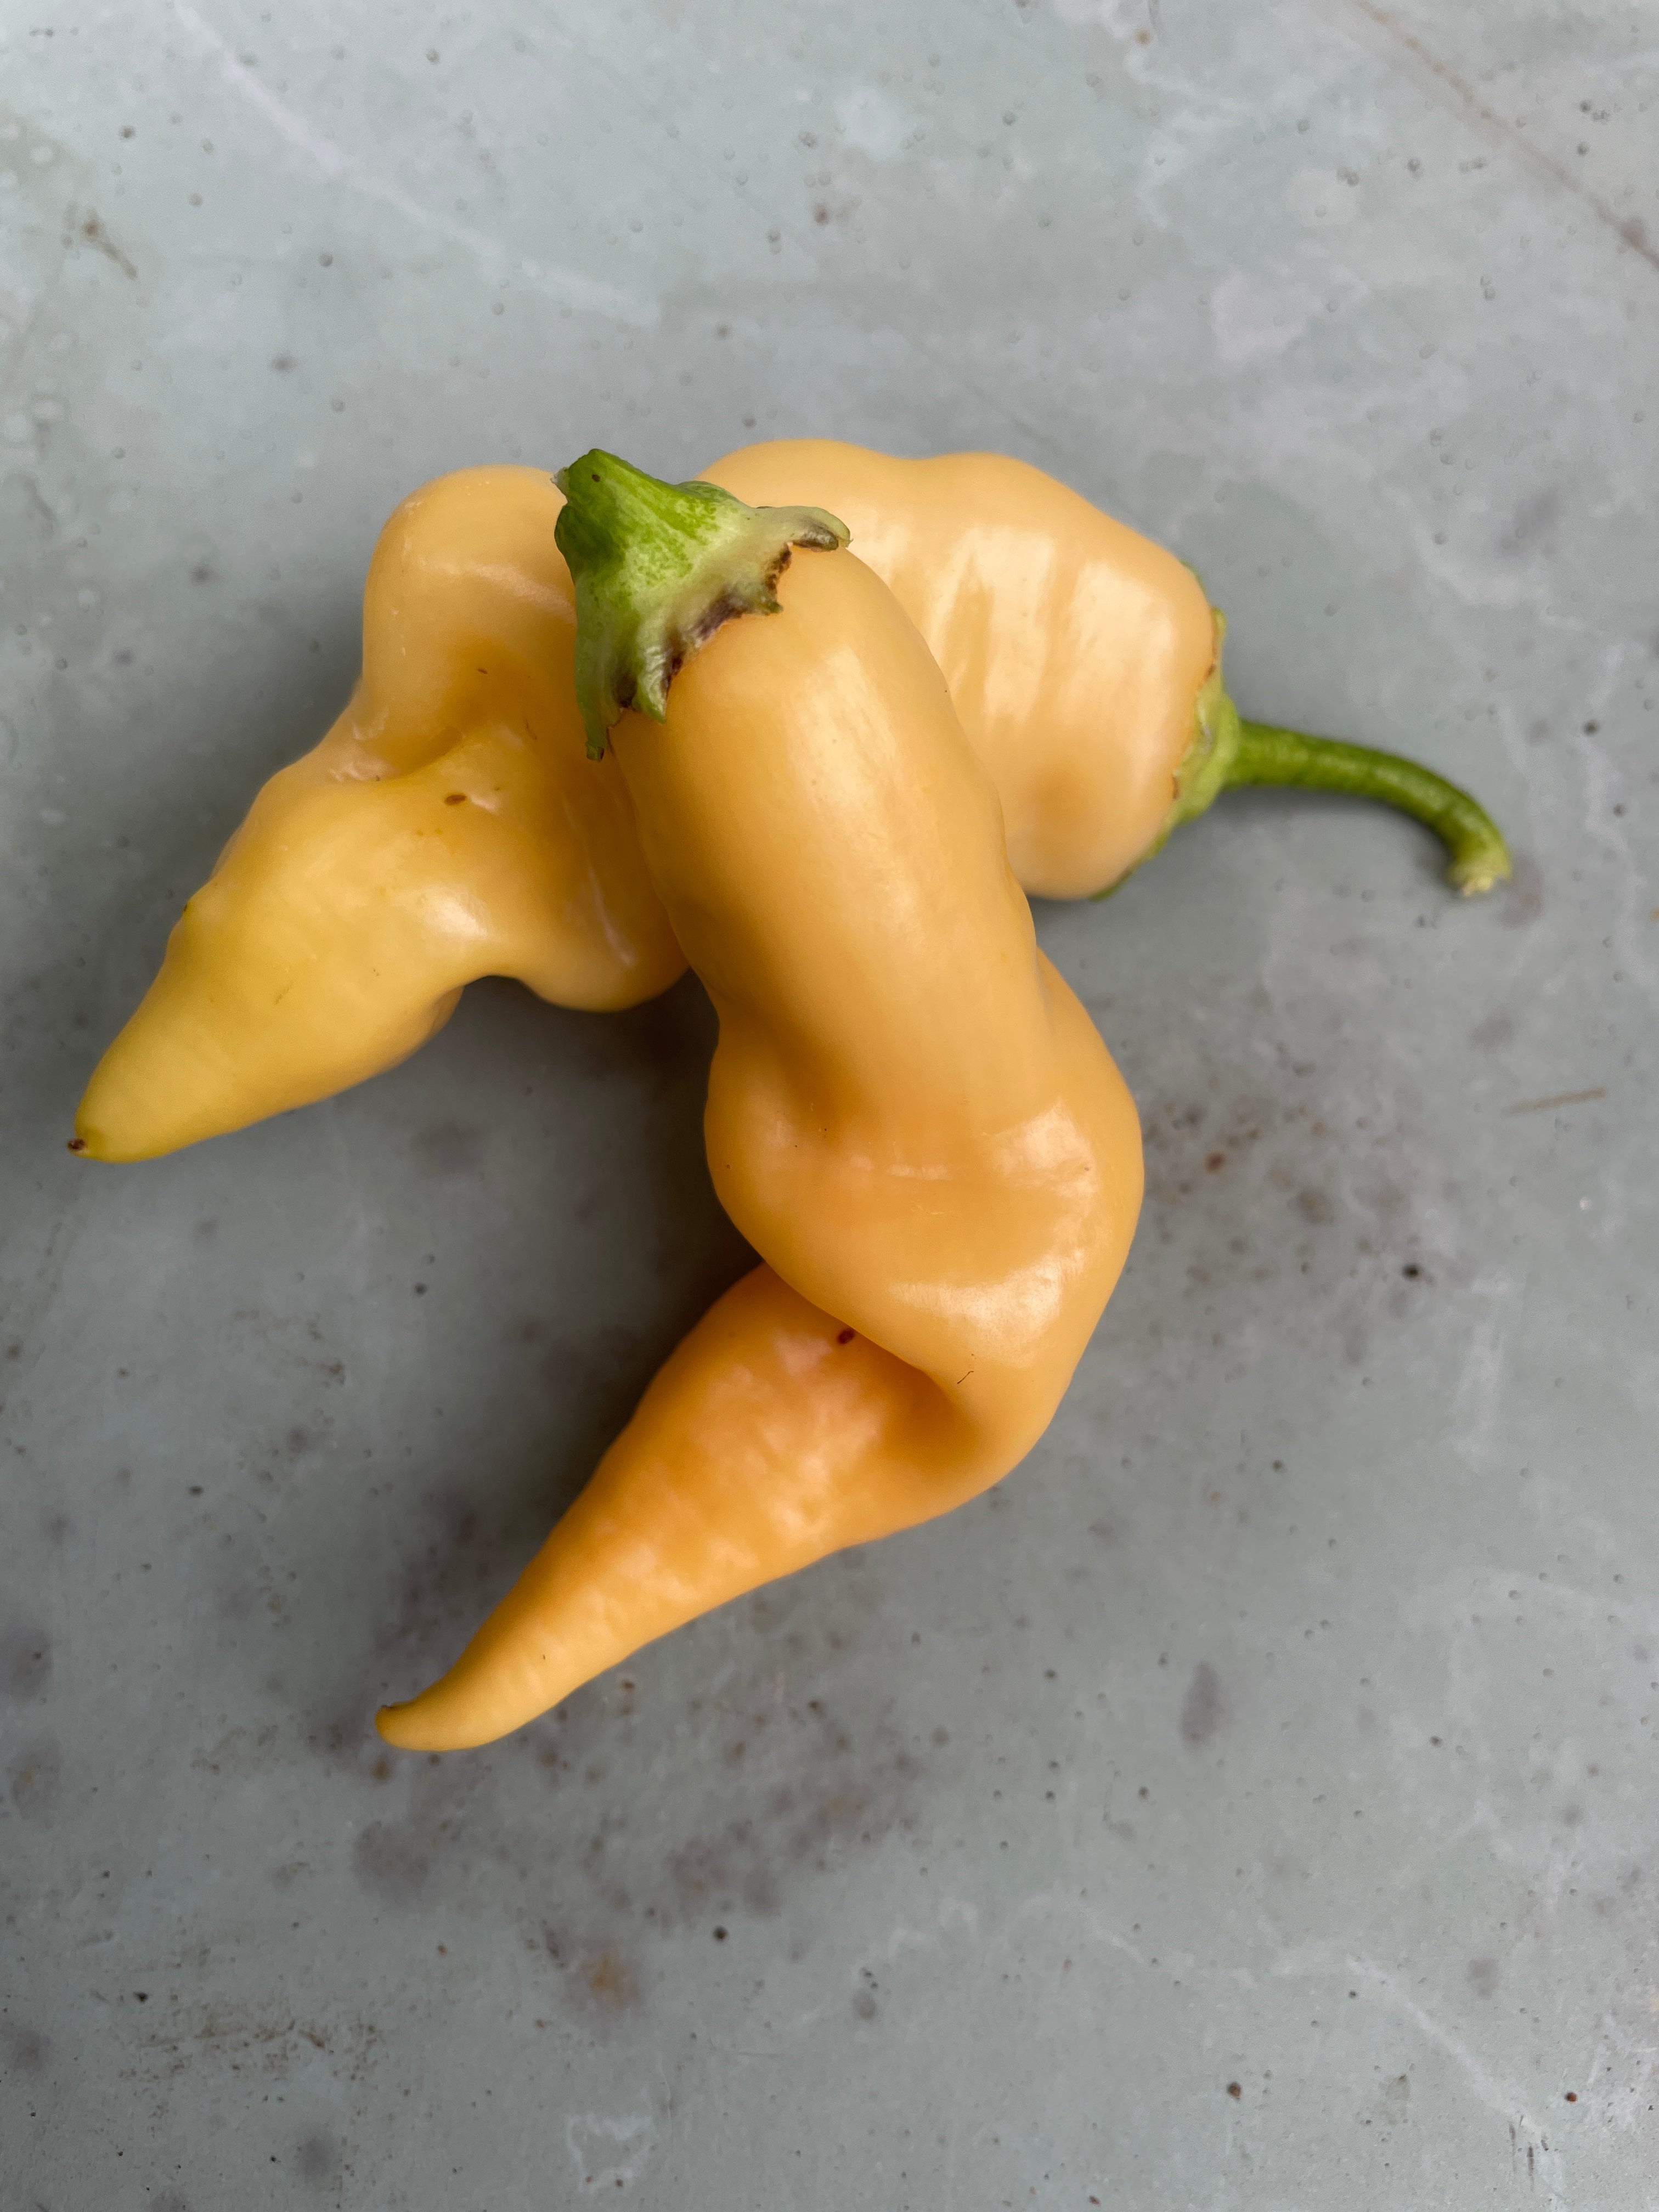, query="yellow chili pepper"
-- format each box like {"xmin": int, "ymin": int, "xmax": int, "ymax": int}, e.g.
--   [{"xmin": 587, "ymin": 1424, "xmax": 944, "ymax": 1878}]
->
[
  {"xmin": 374, "ymin": 451, "xmax": 1142, "ymax": 1751},
  {"xmin": 73, "ymin": 445, "xmax": 1508, "ymax": 1165},
  {"xmin": 705, "ymin": 439, "xmax": 1513, "ymax": 901},
  {"xmin": 75, "ymin": 433, "xmax": 1504, "ymax": 1167},
  {"xmin": 72, "ymin": 467, "xmax": 681, "ymax": 1162}
]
